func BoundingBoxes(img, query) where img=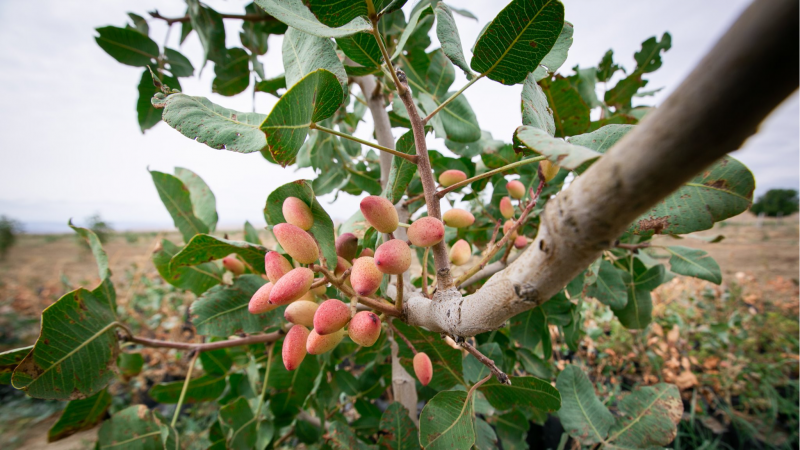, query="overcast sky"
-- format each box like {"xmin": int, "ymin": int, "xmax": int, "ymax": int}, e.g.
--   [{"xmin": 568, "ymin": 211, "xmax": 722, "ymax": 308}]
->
[{"xmin": 0, "ymin": 0, "xmax": 796, "ymax": 233}]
